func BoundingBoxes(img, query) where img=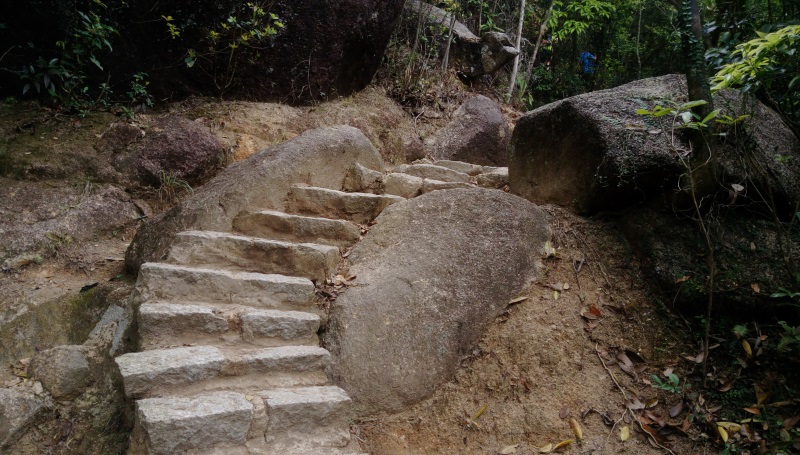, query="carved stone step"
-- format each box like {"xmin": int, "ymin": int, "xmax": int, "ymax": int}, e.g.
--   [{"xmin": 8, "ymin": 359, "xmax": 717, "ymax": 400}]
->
[
  {"xmin": 136, "ymin": 263, "xmax": 315, "ymax": 310},
  {"xmin": 258, "ymin": 386, "xmax": 353, "ymax": 452},
  {"xmin": 431, "ymin": 160, "xmax": 485, "ymax": 176},
  {"xmin": 115, "ymin": 345, "xmax": 330, "ymax": 399},
  {"xmin": 286, "ymin": 185, "xmax": 404, "ymax": 224},
  {"xmin": 167, "ymin": 230, "xmax": 339, "ymax": 283},
  {"xmin": 394, "ymin": 163, "xmax": 471, "ymax": 183},
  {"xmin": 131, "ymin": 391, "xmax": 254, "ymax": 455},
  {"xmin": 234, "ymin": 210, "xmax": 362, "ymax": 248},
  {"xmin": 138, "ymin": 302, "xmax": 320, "ymax": 350}
]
